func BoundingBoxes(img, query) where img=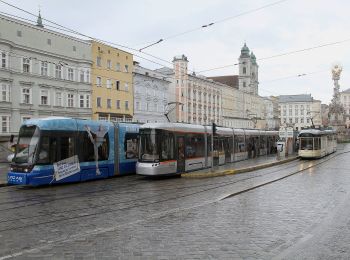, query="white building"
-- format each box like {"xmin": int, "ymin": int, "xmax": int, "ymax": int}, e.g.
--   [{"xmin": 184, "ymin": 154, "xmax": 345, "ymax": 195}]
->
[
  {"xmin": 278, "ymin": 94, "xmax": 322, "ymax": 130},
  {"xmin": 0, "ymin": 13, "xmax": 92, "ymax": 138},
  {"xmin": 263, "ymin": 96, "xmax": 280, "ymax": 130},
  {"xmin": 340, "ymin": 88, "xmax": 350, "ymax": 128},
  {"xmin": 133, "ymin": 62, "xmax": 171, "ymax": 123}
]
